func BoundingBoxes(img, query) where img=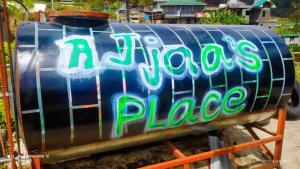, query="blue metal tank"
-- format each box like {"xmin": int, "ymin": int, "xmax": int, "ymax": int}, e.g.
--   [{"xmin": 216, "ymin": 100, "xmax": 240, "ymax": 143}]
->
[{"xmin": 15, "ymin": 13, "xmax": 294, "ymax": 162}]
